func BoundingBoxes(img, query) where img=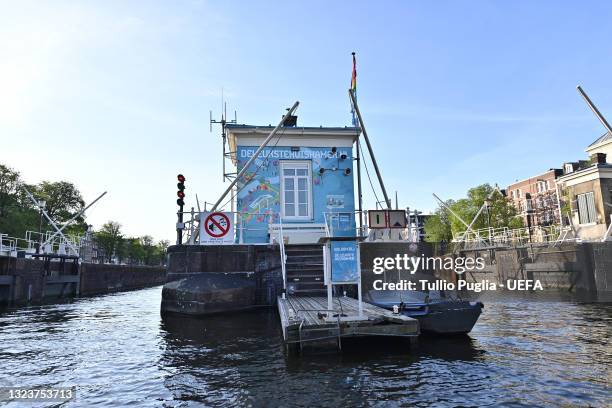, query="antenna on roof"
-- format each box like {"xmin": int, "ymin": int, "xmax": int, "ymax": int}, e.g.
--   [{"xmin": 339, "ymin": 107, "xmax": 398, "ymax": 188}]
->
[{"xmin": 210, "ymin": 88, "xmax": 238, "ymax": 183}]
